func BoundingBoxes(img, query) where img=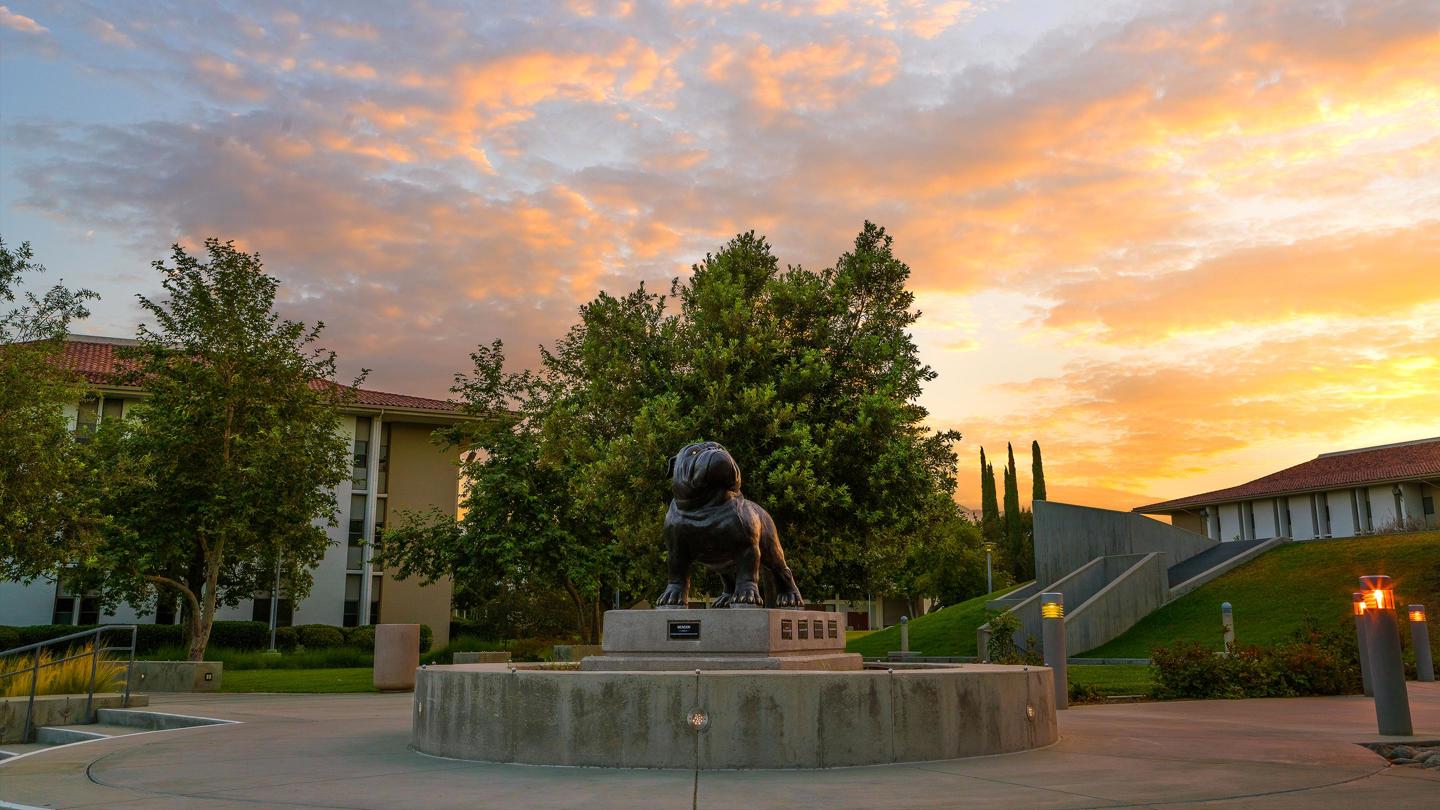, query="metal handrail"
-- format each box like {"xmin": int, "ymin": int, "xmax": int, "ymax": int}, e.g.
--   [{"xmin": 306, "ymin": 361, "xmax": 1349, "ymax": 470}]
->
[{"xmin": 0, "ymin": 624, "xmax": 137, "ymax": 743}]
